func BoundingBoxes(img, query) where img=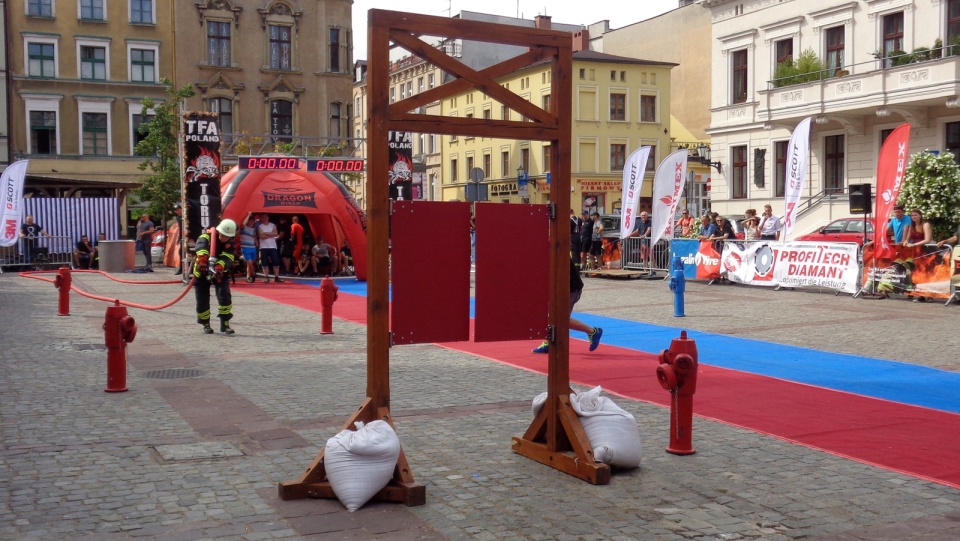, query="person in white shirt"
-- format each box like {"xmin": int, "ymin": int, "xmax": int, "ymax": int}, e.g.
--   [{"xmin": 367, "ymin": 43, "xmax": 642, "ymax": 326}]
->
[
  {"xmin": 257, "ymin": 214, "xmax": 283, "ymax": 283},
  {"xmin": 757, "ymin": 204, "xmax": 783, "ymax": 241}
]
